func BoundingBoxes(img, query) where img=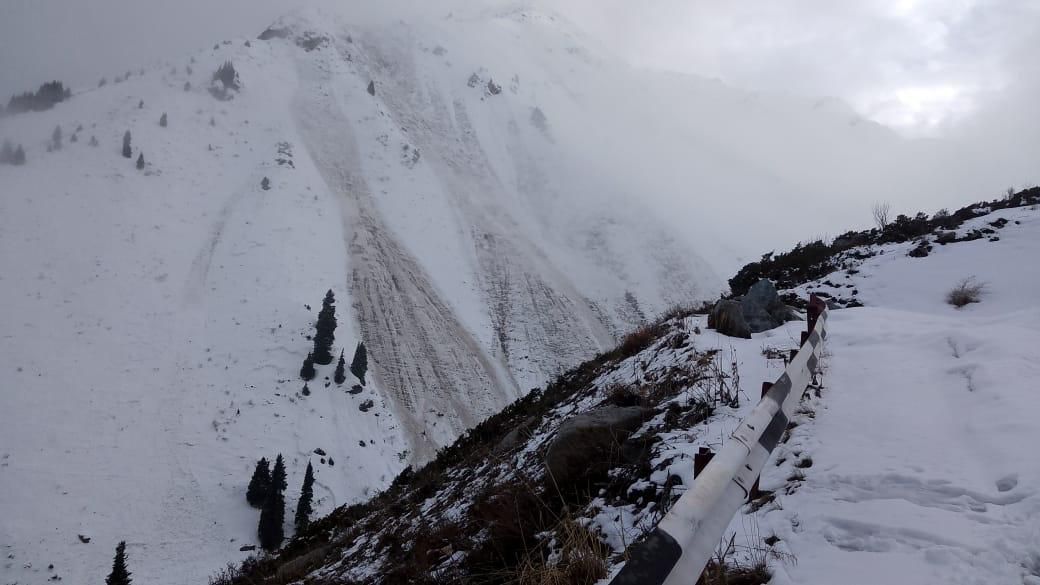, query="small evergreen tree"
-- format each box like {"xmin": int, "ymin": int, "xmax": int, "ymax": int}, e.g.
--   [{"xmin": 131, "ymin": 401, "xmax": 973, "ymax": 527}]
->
[
  {"xmin": 271, "ymin": 454, "xmax": 287, "ymax": 492},
  {"xmin": 367, "ymin": 81, "xmax": 375, "ymax": 96},
  {"xmin": 0, "ymin": 141, "xmax": 12, "ymax": 164},
  {"xmin": 246, "ymin": 457, "xmax": 270, "ymax": 508},
  {"xmin": 138, "ymin": 99, "xmax": 144, "ymax": 109},
  {"xmin": 122, "ymin": 131, "xmax": 132, "ymax": 158},
  {"xmin": 350, "ymin": 342, "xmax": 367, "ymax": 386},
  {"xmin": 105, "ymin": 541, "xmax": 132, "ymax": 585},
  {"xmin": 294, "ymin": 461, "xmax": 315, "ymax": 531},
  {"xmin": 159, "ymin": 112, "xmax": 167, "ymax": 127},
  {"xmin": 51, "ymin": 125, "xmax": 62, "ymax": 150},
  {"xmin": 300, "ymin": 352, "xmax": 315, "ymax": 381},
  {"xmin": 312, "ymin": 290, "xmax": 337, "ymax": 365},
  {"xmin": 334, "ymin": 350, "xmax": 346, "ymax": 384},
  {"xmin": 12, "ymin": 145, "xmax": 25, "ymax": 165},
  {"xmin": 183, "ymin": 81, "xmax": 191, "ymax": 92},
  {"xmin": 261, "ymin": 176, "xmax": 270, "ymax": 190},
  {"xmin": 89, "ymin": 135, "xmax": 99, "ymax": 147},
  {"xmin": 136, "ymin": 152, "xmax": 145, "ymax": 170}
]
